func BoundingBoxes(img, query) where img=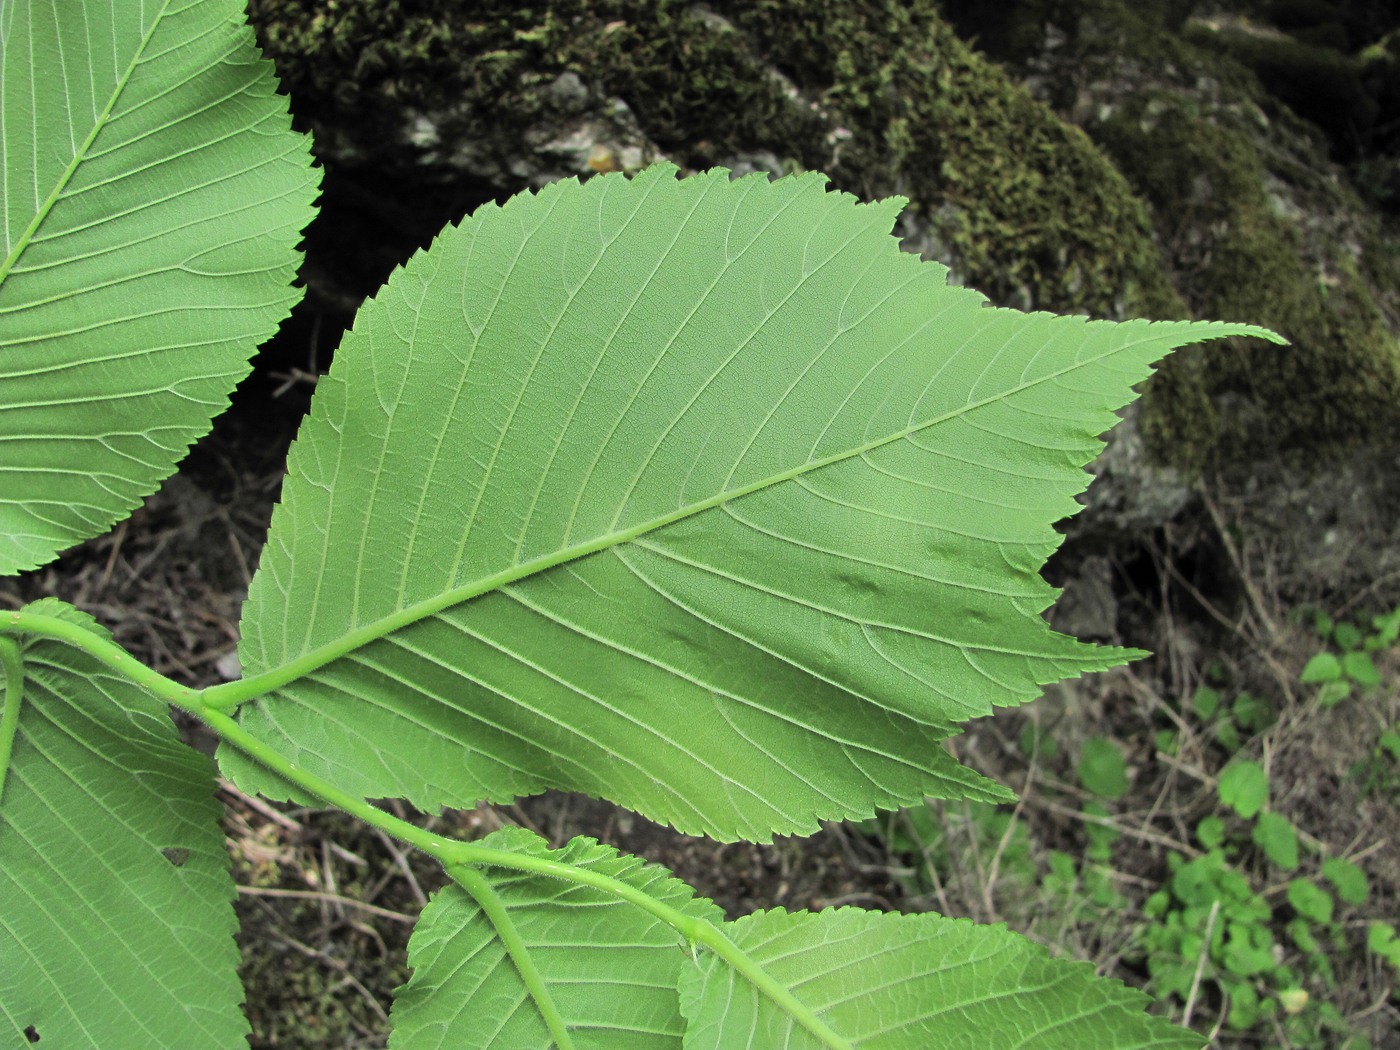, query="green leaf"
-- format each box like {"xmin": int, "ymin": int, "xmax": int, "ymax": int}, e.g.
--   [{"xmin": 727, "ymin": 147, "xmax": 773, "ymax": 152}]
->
[
  {"xmin": 1078, "ymin": 735, "xmax": 1129, "ymax": 799},
  {"xmin": 1317, "ymin": 679, "xmax": 1353, "ymax": 709},
  {"xmin": 1196, "ymin": 815, "xmax": 1226, "ymax": 850},
  {"xmin": 1341, "ymin": 651, "xmax": 1381, "ymax": 687},
  {"xmin": 1286, "ymin": 880, "xmax": 1334, "ymax": 924},
  {"xmin": 1231, "ymin": 692, "xmax": 1273, "ymax": 733},
  {"xmin": 1191, "ymin": 685, "xmax": 1221, "ymax": 720},
  {"xmin": 222, "ymin": 165, "xmax": 1278, "ymax": 841},
  {"xmin": 1299, "ymin": 653, "xmax": 1342, "ymax": 683},
  {"xmin": 677, "ymin": 907, "xmax": 1203, "ymax": 1049},
  {"xmin": 0, "ymin": 600, "xmax": 245, "ymax": 1048},
  {"xmin": 1219, "ymin": 761, "xmax": 1268, "ymax": 819},
  {"xmin": 1252, "ymin": 811, "xmax": 1299, "ymax": 871},
  {"xmin": 1321, "ymin": 857, "xmax": 1369, "ymax": 905},
  {"xmin": 1368, "ymin": 922, "xmax": 1400, "ymax": 967},
  {"xmin": 389, "ymin": 829, "xmax": 719, "ymax": 1049},
  {"xmin": 1379, "ymin": 729, "xmax": 1400, "ymax": 759},
  {"xmin": 1332, "ymin": 622, "xmax": 1362, "ymax": 651},
  {"xmin": 0, "ymin": 0, "xmax": 317, "ymax": 574}
]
